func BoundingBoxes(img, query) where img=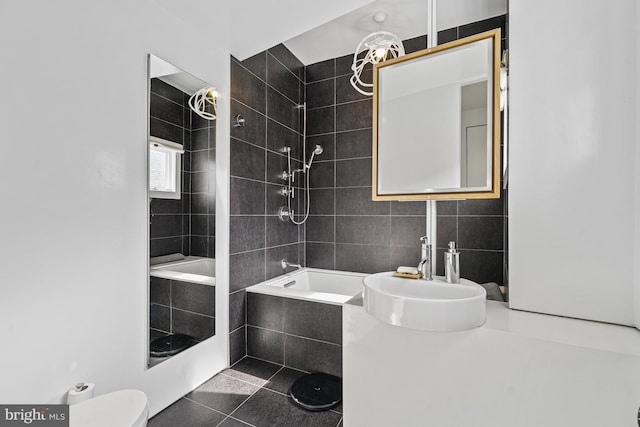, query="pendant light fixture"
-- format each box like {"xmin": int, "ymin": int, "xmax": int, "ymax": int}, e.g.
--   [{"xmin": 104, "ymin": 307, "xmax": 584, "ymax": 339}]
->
[
  {"xmin": 188, "ymin": 87, "xmax": 217, "ymax": 120},
  {"xmin": 350, "ymin": 11, "xmax": 405, "ymax": 96}
]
